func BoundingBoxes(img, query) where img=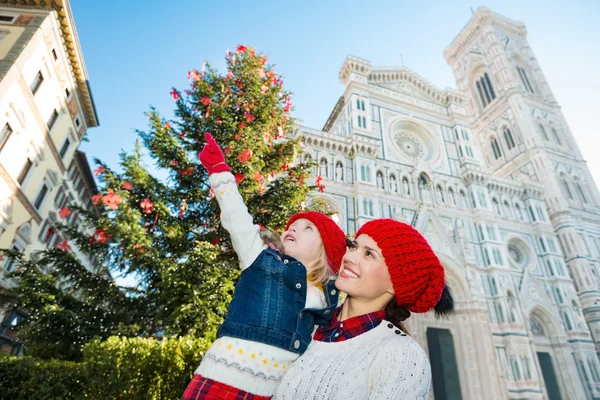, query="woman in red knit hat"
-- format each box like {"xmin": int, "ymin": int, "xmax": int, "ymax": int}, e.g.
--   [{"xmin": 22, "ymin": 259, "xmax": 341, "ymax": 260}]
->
[
  {"xmin": 182, "ymin": 134, "xmax": 347, "ymax": 399},
  {"xmin": 273, "ymin": 218, "xmax": 455, "ymax": 400}
]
